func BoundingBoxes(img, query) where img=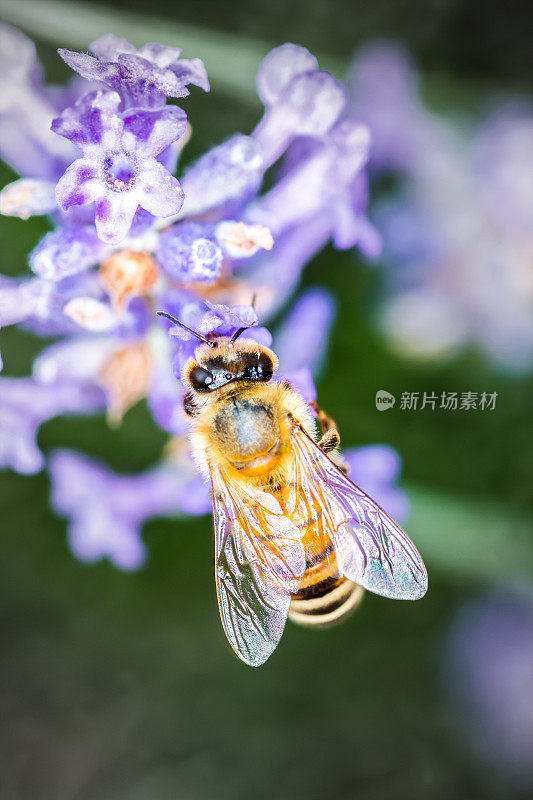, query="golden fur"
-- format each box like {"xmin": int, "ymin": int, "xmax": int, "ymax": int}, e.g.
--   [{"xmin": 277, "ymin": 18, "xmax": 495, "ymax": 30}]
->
[
  {"xmin": 184, "ymin": 337, "xmax": 316, "ymax": 485},
  {"xmin": 182, "ymin": 335, "xmax": 362, "ymax": 631}
]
